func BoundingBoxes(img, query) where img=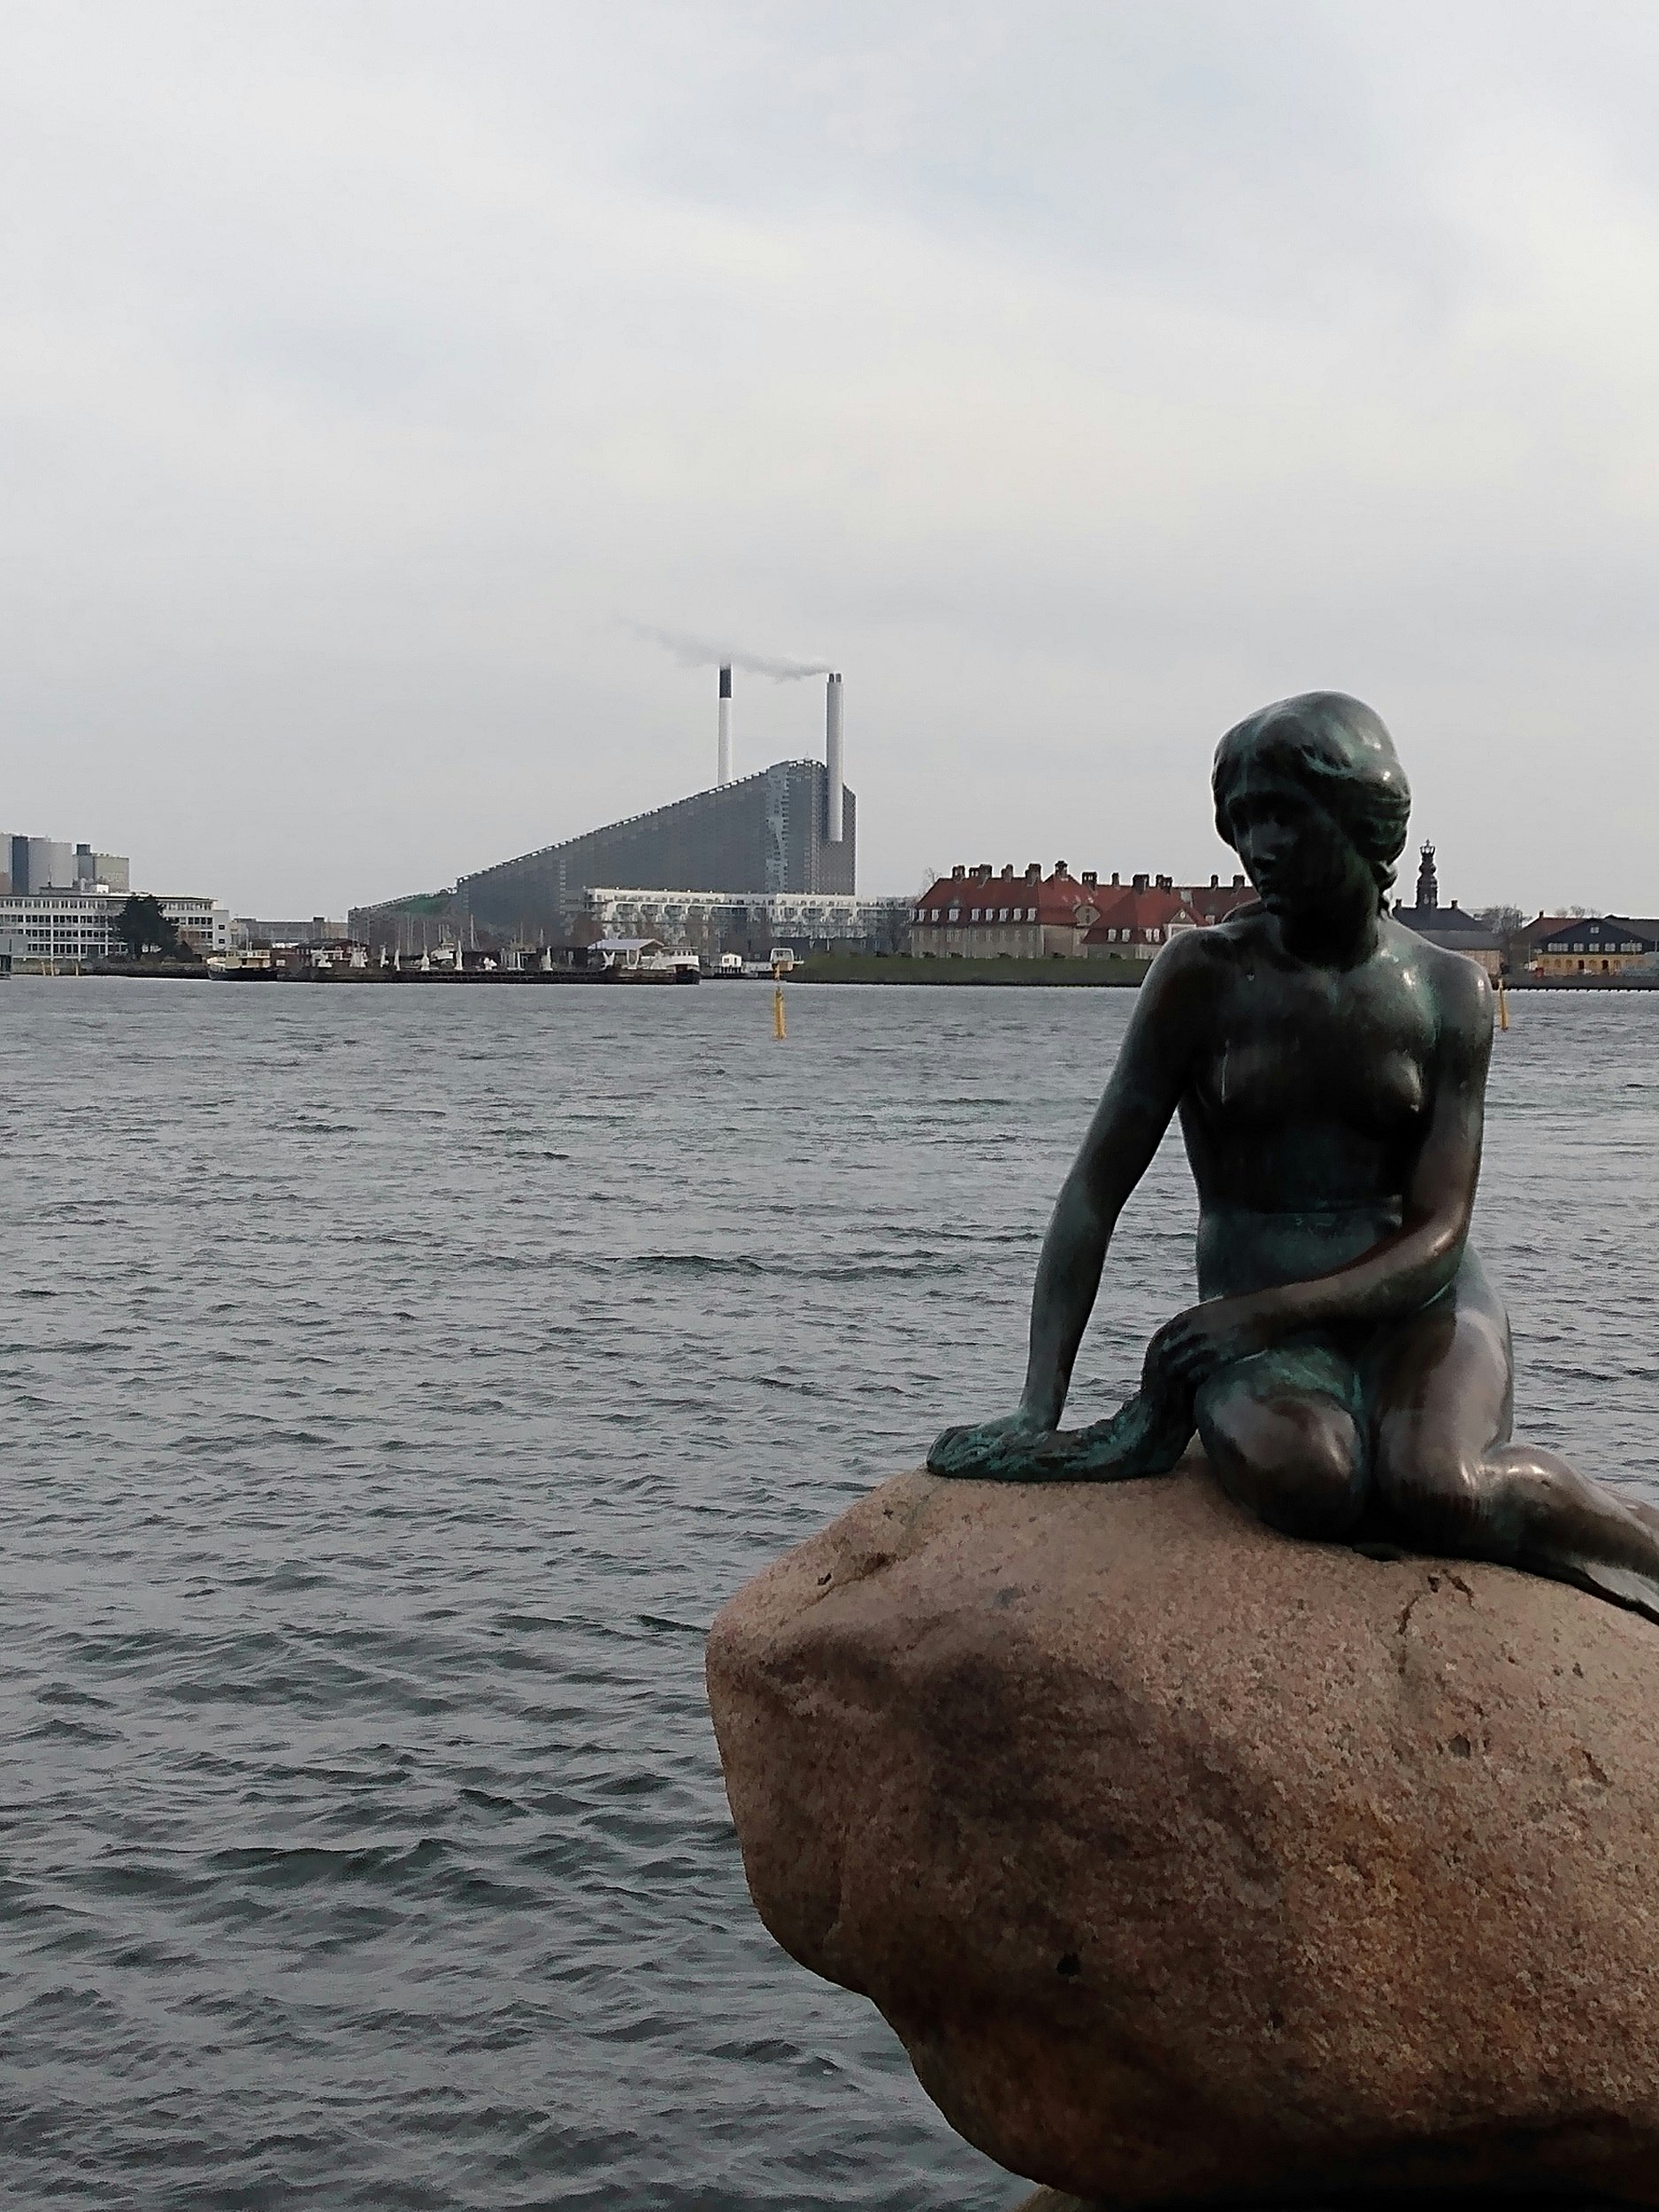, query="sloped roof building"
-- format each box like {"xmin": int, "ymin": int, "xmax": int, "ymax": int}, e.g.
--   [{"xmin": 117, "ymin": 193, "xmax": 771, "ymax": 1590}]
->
[
  {"xmin": 910, "ymin": 864, "xmax": 1255, "ymax": 962},
  {"xmin": 1392, "ymin": 841, "xmax": 1502, "ymax": 974},
  {"xmin": 352, "ymin": 758, "xmax": 854, "ymax": 952}
]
